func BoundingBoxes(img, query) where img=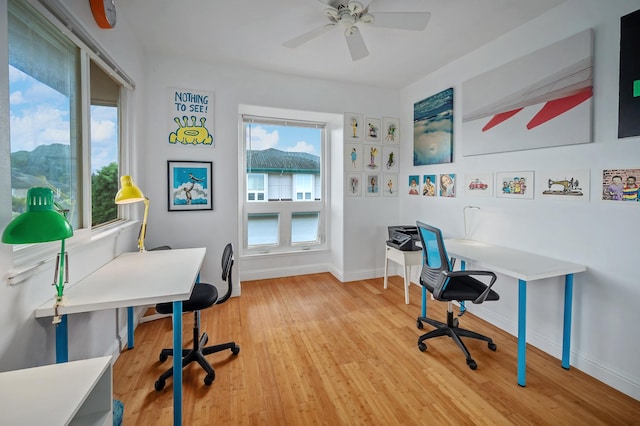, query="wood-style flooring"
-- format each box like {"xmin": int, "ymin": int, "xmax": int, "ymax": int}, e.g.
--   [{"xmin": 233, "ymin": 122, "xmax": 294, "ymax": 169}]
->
[{"xmin": 113, "ymin": 273, "xmax": 640, "ymax": 425}]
